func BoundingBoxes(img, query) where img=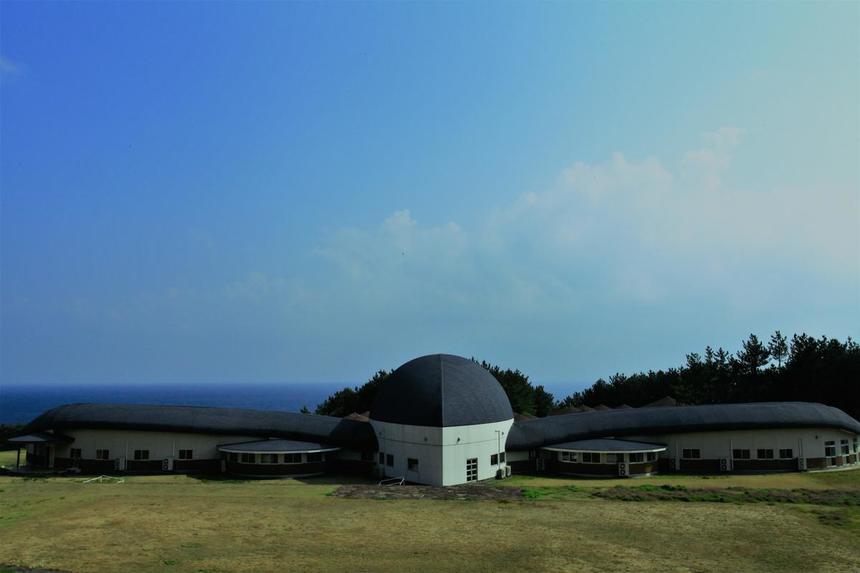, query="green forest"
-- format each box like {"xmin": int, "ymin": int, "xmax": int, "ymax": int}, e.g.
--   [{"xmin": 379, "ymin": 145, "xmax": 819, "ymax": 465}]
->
[{"xmin": 314, "ymin": 332, "xmax": 860, "ymax": 421}]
